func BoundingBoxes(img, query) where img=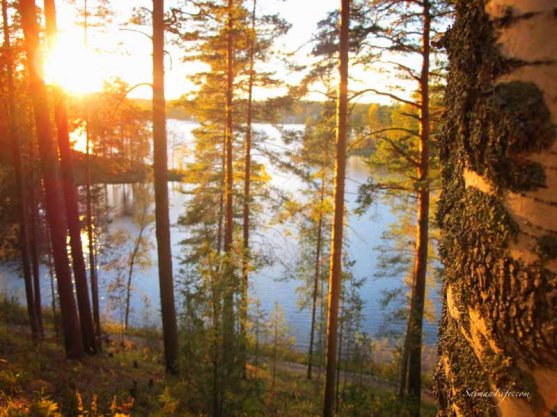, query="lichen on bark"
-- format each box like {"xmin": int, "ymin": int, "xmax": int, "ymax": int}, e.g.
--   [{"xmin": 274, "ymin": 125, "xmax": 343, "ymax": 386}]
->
[{"xmin": 434, "ymin": 1, "xmax": 557, "ymax": 416}]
